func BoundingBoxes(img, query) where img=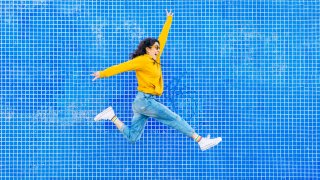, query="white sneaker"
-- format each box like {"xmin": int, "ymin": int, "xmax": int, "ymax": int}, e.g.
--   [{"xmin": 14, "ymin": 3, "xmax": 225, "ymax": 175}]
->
[
  {"xmin": 198, "ymin": 135, "xmax": 222, "ymax": 151},
  {"xmin": 94, "ymin": 107, "xmax": 115, "ymax": 121}
]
